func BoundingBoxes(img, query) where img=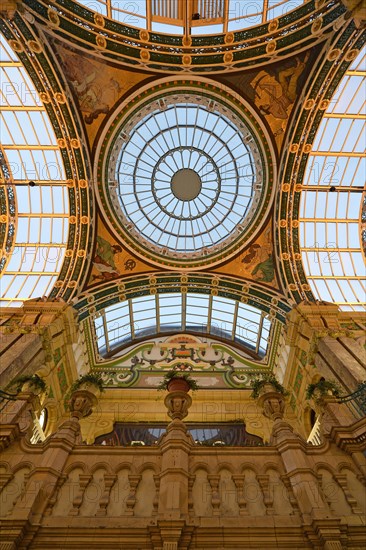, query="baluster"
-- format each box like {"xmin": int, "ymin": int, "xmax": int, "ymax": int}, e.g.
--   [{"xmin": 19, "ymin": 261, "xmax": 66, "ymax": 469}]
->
[
  {"xmin": 152, "ymin": 474, "xmax": 160, "ymax": 516},
  {"xmin": 188, "ymin": 474, "xmax": 196, "ymax": 516},
  {"xmin": 96, "ymin": 474, "xmax": 117, "ymax": 516},
  {"xmin": 45, "ymin": 474, "xmax": 67, "ymax": 516},
  {"xmin": 125, "ymin": 474, "xmax": 141, "ymax": 515},
  {"xmin": 232, "ymin": 474, "xmax": 248, "ymax": 515},
  {"xmin": 280, "ymin": 474, "xmax": 300, "ymax": 515},
  {"xmin": 334, "ymin": 474, "xmax": 362, "ymax": 514},
  {"xmin": 68, "ymin": 474, "xmax": 92, "ymax": 516},
  {"xmin": 0, "ymin": 472, "xmax": 14, "ymax": 492},
  {"xmin": 207, "ymin": 474, "xmax": 220, "ymax": 516},
  {"xmin": 257, "ymin": 475, "xmax": 274, "ymax": 515}
]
